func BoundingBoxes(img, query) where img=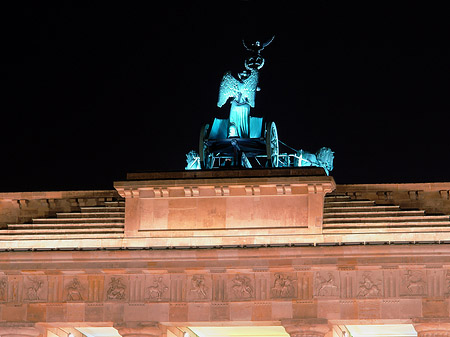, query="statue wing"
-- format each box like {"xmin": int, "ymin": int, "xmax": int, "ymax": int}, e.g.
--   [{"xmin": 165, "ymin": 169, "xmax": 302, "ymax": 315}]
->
[
  {"xmin": 217, "ymin": 71, "xmax": 240, "ymax": 108},
  {"xmin": 241, "ymin": 70, "xmax": 259, "ymax": 108},
  {"xmin": 262, "ymin": 35, "xmax": 275, "ymax": 49}
]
